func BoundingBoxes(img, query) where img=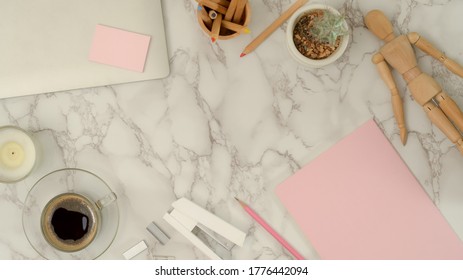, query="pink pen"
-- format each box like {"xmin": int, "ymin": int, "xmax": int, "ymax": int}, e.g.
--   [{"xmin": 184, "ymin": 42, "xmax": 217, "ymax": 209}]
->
[{"xmin": 235, "ymin": 197, "xmax": 305, "ymax": 260}]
